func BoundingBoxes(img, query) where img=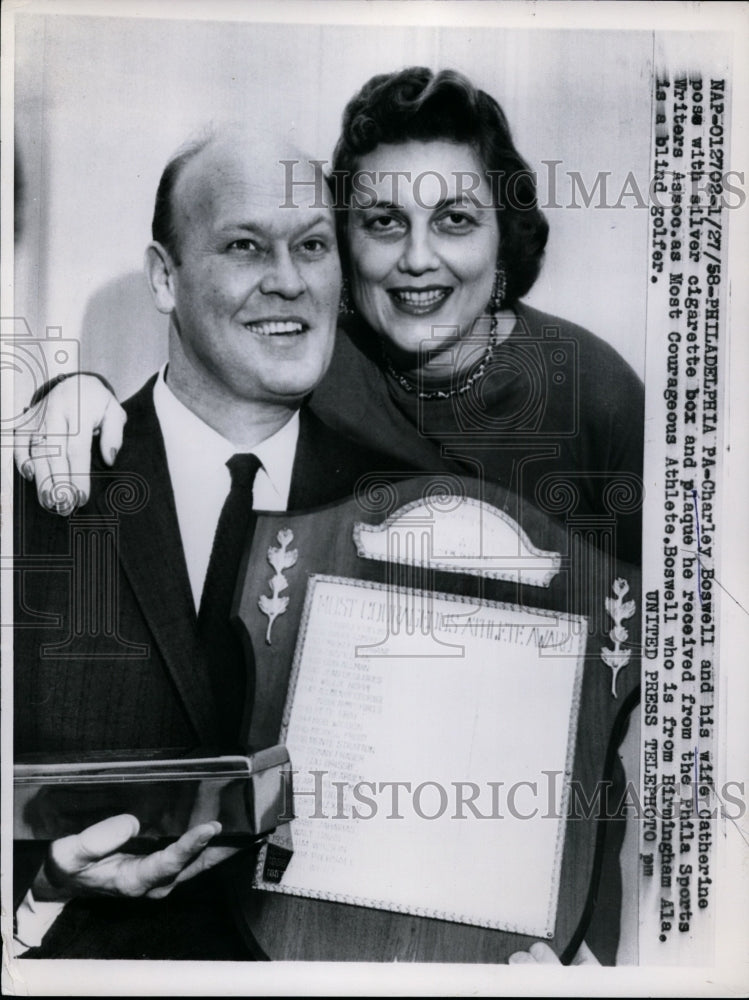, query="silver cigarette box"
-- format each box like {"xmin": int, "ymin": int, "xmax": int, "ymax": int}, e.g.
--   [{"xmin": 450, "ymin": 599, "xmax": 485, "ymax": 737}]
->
[{"xmin": 14, "ymin": 746, "xmax": 293, "ymax": 845}]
